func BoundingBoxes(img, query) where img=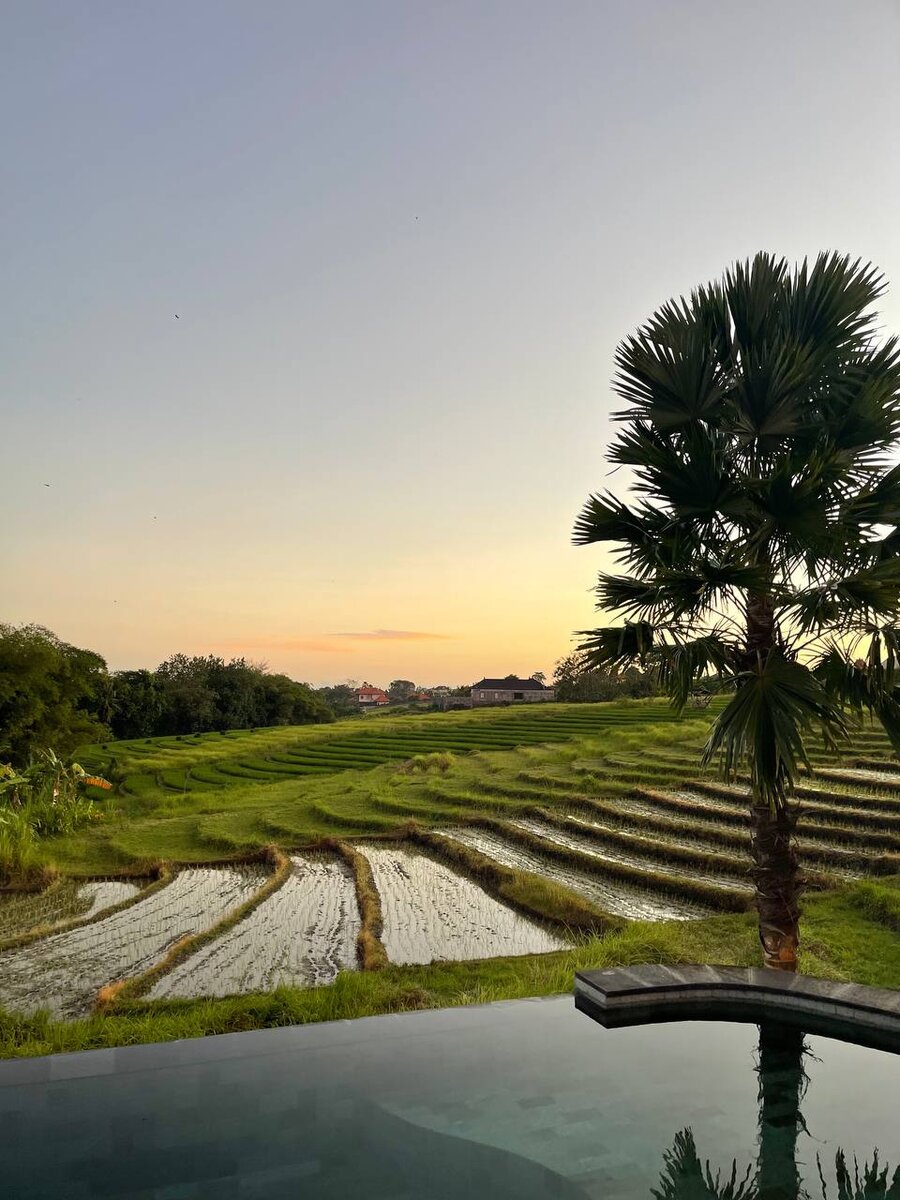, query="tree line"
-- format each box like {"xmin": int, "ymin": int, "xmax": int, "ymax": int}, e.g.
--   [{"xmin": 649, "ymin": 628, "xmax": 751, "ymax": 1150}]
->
[
  {"xmin": 0, "ymin": 624, "xmax": 333, "ymax": 767},
  {"xmin": 0, "ymin": 624, "xmax": 662, "ymax": 769}
]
